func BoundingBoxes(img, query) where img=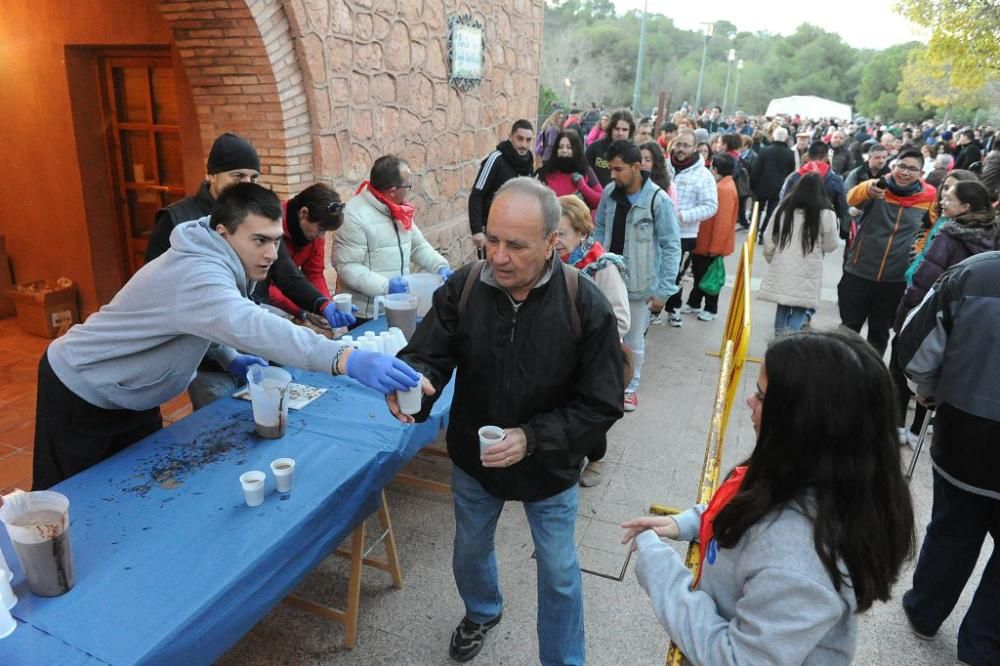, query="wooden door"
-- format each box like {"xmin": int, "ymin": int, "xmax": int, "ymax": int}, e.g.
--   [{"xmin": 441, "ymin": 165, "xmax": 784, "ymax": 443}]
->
[{"xmin": 100, "ymin": 53, "xmax": 186, "ymax": 275}]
